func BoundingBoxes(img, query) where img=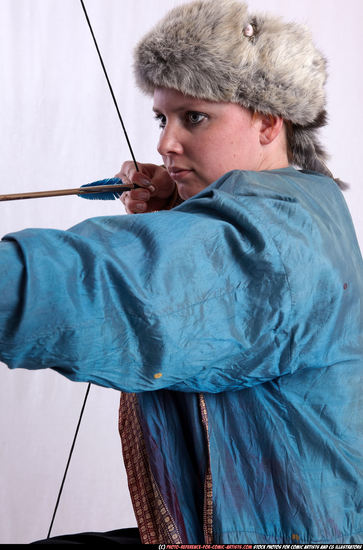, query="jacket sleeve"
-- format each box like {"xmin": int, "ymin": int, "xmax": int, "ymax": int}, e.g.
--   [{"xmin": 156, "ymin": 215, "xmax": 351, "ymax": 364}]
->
[{"xmin": 0, "ymin": 189, "xmax": 292, "ymax": 393}]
